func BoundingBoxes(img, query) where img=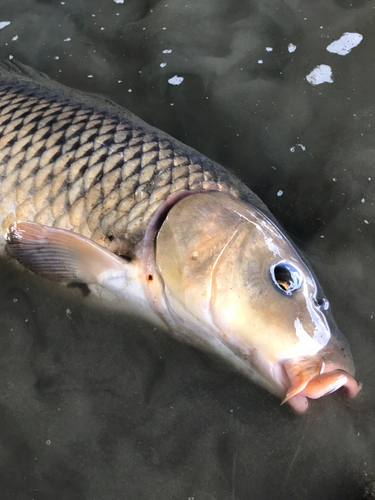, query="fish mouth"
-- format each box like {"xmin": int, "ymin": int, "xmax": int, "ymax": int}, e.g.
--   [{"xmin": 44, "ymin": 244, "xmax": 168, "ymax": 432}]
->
[{"xmin": 282, "ymin": 359, "xmax": 362, "ymax": 413}]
